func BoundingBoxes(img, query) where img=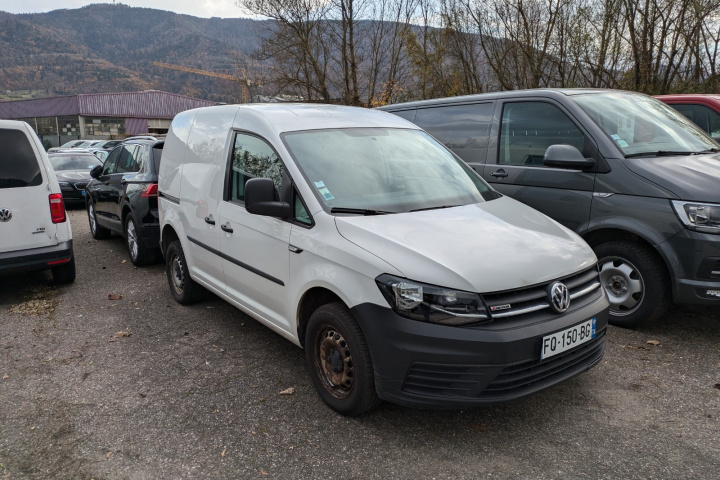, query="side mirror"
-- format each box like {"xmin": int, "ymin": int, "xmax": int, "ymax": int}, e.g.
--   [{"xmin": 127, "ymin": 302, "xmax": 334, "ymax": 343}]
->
[
  {"xmin": 245, "ymin": 178, "xmax": 290, "ymax": 218},
  {"xmin": 543, "ymin": 144, "xmax": 595, "ymax": 170},
  {"xmin": 90, "ymin": 165, "xmax": 103, "ymax": 179}
]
